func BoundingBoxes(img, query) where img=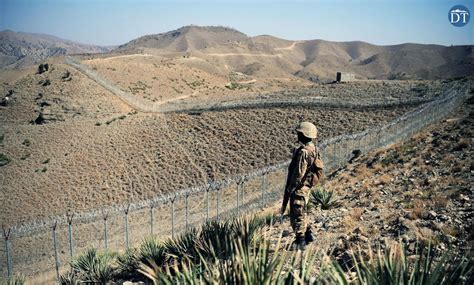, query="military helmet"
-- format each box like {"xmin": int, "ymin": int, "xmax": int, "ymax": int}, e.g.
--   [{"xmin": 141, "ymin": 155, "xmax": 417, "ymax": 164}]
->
[{"xmin": 296, "ymin": 121, "xmax": 317, "ymax": 139}]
